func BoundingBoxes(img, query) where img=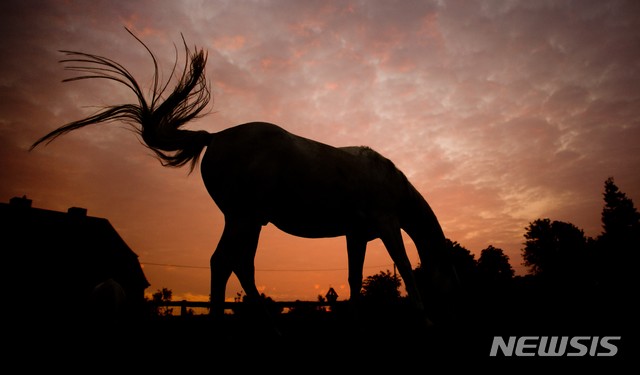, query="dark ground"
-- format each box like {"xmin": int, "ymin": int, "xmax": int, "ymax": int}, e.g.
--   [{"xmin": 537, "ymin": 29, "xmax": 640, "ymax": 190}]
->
[{"xmin": 11, "ymin": 290, "xmax": 635, "ymax": 372}]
